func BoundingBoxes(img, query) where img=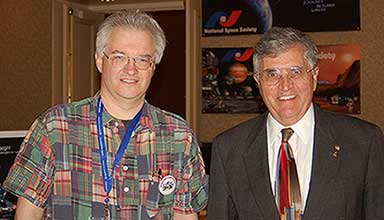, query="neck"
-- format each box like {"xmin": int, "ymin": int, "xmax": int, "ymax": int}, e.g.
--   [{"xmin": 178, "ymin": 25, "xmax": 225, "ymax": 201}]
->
[{"xmin": 100, "ymin": 93, "xmax": 144, "ymax": 120}]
